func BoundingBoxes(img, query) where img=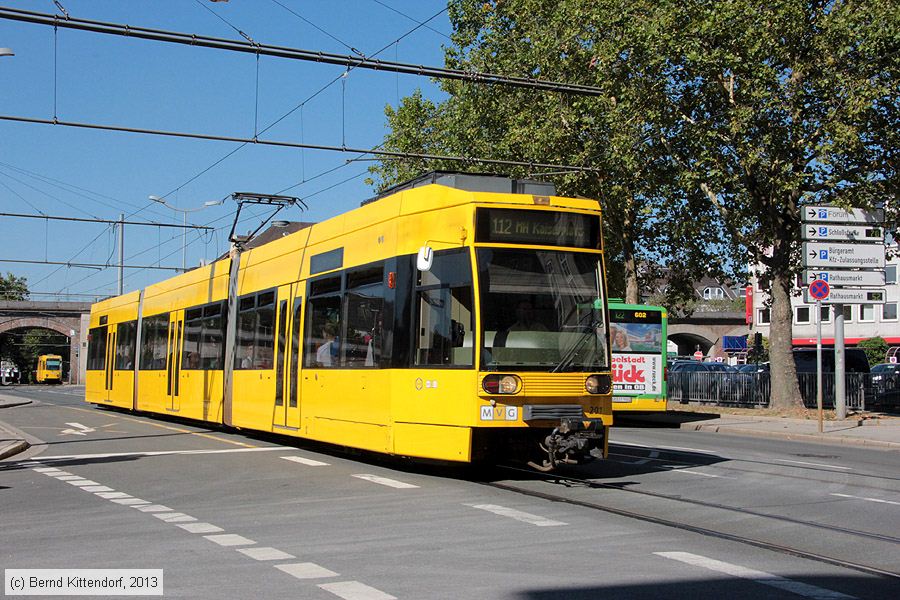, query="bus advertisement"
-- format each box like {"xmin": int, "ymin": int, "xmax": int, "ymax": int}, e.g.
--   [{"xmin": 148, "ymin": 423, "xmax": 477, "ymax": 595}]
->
[{"xmin": 609, "ymin": 302, "xmax": 667, "ymax": 412}]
